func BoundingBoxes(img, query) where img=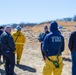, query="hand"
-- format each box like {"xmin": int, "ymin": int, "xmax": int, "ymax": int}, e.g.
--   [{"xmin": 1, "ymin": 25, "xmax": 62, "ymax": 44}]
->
[{"xmin": 43, "ymin": 56, "xmax": 46, "ymax": 62}]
